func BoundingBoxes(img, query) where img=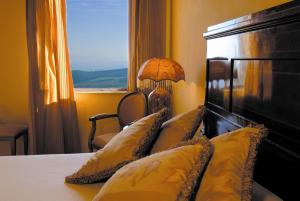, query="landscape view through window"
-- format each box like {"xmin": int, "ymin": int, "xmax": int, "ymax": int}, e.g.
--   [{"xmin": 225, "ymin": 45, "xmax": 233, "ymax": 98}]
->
[{"xmin": 67, "ymin": 0, "xmax": 128, "ymax": 89}]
